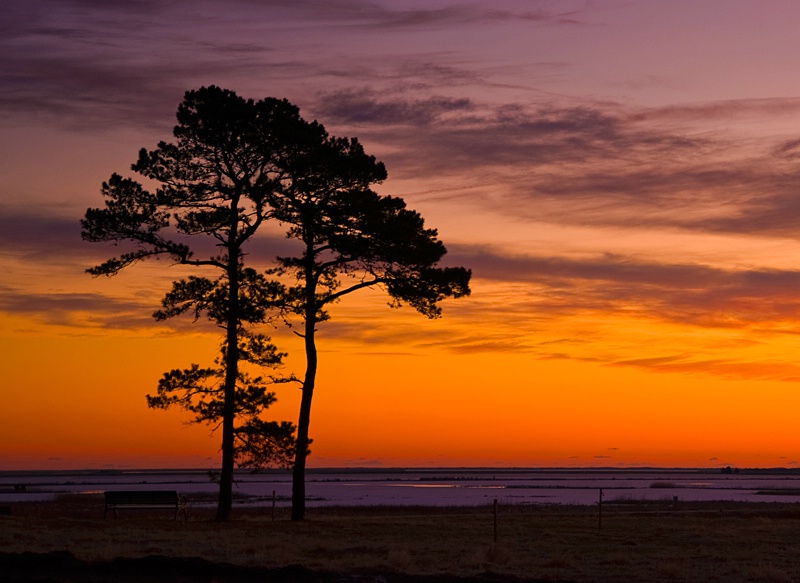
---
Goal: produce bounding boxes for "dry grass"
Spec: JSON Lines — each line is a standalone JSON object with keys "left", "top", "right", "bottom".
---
{"left": 3, "top": 495, "right": 800, "bottom": 581}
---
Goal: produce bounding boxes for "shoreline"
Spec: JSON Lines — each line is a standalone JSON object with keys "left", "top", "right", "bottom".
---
{"left": 6, "top": 467, "right": 800, "bottom": 508}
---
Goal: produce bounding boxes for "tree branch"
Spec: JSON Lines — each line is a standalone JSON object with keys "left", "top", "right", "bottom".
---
{"left": 322, "top": 277, "right": 386, "bottom": 305}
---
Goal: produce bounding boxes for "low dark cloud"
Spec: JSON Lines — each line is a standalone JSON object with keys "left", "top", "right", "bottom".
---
{"left": 0, "top": 209, "right": 301, "bottom": 333}
{"left": 311, "top": 89, "right": 800, "bottom": 240}
{"left": 610, "top": 355, "right": 800, "bottom": 383}
{"left": 777, "top": 138, "right": 800, "bottom": 156}
{"left": 313, "top": 92, "right": 715, "bottom": 212}
{"left": 321, "top": 95, "right": 698, "bottom": 171}
{"left": 361, "top": 5, "right": 579, "bottom": 30}
{"left": 316, "top": 88, "right": 711, "bottom": 164}
{"left": 0, "top": 0, "right": 578, "bottom": 131}
{"left": 0, "top": 287, "right": 157, "bottom": 329}
{"left": 449, "top": 245, "right": 800, "bottom": 332}
{"left": 631, "top": 97, "right": 800, "bottom": 124}
{"left": 0, "top": 209, "right": 301, "bottom": 267}
{"left": 231, "top": 0, "right": 582, "bottom": 30}
{"left": 318, "top": 90, "right": 474, "bottom": 126}
{"left": 0, "top": 212, "right": 87, "bottom": 261}
{"left": 246, "top": 242, "right": 800, "bottom": 379}
{"left": 0, "top": 1, "right": 292, "bottom": 131}
{"left": 1, "top": 1, "right": 180, "bottom": 129}
{"left": 692, "top": 177, "right": 800, "bottom": 238}
{"left": 343, "top": 457, "right": 384, "bottom": 467}
{"left": 5, "top": 0, "right": 798, "bottom": 243}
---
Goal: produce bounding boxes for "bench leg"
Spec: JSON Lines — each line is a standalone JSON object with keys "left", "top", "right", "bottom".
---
{"left": 174, "top": 506, "right": 189, "bottom": 520}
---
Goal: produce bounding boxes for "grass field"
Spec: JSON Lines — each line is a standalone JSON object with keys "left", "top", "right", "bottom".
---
{"left": 3, "top": 495, "right": 800, "bottom": 581}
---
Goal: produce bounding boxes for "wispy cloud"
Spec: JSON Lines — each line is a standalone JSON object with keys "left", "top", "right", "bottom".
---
{"left": 0, "top": 286, "right": 156, "bottom": 329}
{"left": 0, "top": 0, "right": 579, "bottom": 131}
{"left": 228, "top": 0, "right": 584, "bottom": 29}
{"left": 0, "top": 212, "right": 88, "bottom": 260}
{"left": 631, "top": 97, "right": 800, "bottom": 124}
{"left": 8, "top": 205, "right": 800, "bottom": 360}
{"left": 452, "top": 246, "right": 800, "bottom": 329}
{"left": 312, "top": 89, "right": 800, "bottom": 240}
{"left": 6, "top": 0, "right": 800, "bottom": 391}
{"left": 610, "top": 355, "right": 800, "bottom": 383}
{"left": 313, "top": 91, "right": 711, "bottom": 188}
{"left": 318, "top": 90, "right": 474, "bottom": 126}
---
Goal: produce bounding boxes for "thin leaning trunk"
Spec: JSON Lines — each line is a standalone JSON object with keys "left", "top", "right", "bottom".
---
{"left": 291, "top": 255, "right": 318, "bottom": 521}
{"left": 291, "top": 372, "right": 314, "bottom": 521}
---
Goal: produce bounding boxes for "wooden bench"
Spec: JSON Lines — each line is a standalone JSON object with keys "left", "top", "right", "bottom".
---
{"left": 103, "top": 490, "right": 188, "bottom": 520}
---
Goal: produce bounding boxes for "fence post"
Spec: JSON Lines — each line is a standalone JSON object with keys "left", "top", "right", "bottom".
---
{"left": 493, "top": 499, "right": 498, "bottom": 544}
{"left": 598, "top": 488, "right": 603, "bottom": 531}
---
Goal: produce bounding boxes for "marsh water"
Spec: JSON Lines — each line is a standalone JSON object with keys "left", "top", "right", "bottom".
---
{"left": 3, "top": 468, "right": 800, "bottom": 507}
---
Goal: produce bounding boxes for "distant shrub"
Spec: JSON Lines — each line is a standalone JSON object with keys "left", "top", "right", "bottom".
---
{"left": 649, "top": 481, "right": 677, "bottom": 489}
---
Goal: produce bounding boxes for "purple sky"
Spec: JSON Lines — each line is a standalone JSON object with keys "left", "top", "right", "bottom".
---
{"left": 5, "top": 1, "right": 800, "bottom": 468}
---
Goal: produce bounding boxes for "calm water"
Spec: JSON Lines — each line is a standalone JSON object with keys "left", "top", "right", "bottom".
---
{"left": 3, "top": 468, "right": 800, "bottom": 507}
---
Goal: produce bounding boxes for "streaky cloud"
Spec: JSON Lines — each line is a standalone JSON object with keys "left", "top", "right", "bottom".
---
{"left": 0, "top": 284, "right": 220, "bottom": 333}
{"left": 314, "top": 90, "right": 800, "bottom": 239}
{"left": 0, "top": 287, "right": 155, "bottom": 329}
{"left": 0, "top": 209, "right": 301, "bottom": 265}
{"left": 231, "top": 0, "right": 584, "bottom": 30}
{"left": 630, "top": 97, "right": 800, "bottom": 124}
{"left": 449, "top": 245, "right": 800, "bottom": 330}
{"left": 325, "top": 94, "right": 707, "bottom": 180}
{"left": 317, "top": 90, "right": 474, "bottom": 126}
{"left": 0, "top": 211, "right": 88, "bottom": 260}
{"left": 611, "top": 354, "right": 800, "bottom": 383}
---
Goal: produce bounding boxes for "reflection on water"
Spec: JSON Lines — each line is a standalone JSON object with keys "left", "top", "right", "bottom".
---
{"left": 388, "top": 484, "right": 456, "bottom": 488}
{"left": 3, "top": 468, "right": 800, "bottom": 507}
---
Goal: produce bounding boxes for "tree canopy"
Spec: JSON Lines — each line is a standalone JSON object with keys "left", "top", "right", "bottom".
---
{"left": 266, "top": 117, "right": 472, "bottom": 520}
{"left": 83, "top": 86, "right": 472, "bottom": 522}
{"left": 82, "top": 86, "right": 302, "bottom": 521}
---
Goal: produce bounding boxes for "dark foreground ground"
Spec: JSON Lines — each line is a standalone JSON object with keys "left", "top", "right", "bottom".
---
{"left": 0, "top": 551, "right": 559, "bottom": 583}
{"left": 3, "top": 495, "right": 800, "bottom": 582}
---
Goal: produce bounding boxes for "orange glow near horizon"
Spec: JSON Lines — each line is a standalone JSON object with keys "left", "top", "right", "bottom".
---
{"left": 5, "top": 283, "right": 800, "bottom": 471}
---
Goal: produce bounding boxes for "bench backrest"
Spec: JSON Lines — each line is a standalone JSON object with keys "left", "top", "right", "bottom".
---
{"left": 104, "top": 490, "right": 179, "bottom": 505}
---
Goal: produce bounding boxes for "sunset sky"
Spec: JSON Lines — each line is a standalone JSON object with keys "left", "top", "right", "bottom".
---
{"left": 4, "top": 1, "right": 800, "bottom": 470}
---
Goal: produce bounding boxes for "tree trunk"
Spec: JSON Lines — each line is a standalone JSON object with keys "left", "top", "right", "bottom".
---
{"left": 217, "top": 226, "right": 241, "bottom": 522}
{"left": 217, "top": 288, "right": 238, "bottom": 521}
{"left": 291, "top": 258, "right": 317, "bottom": 521}
{"left": 291, "top": 371, "right": 314, "bottom": 521}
